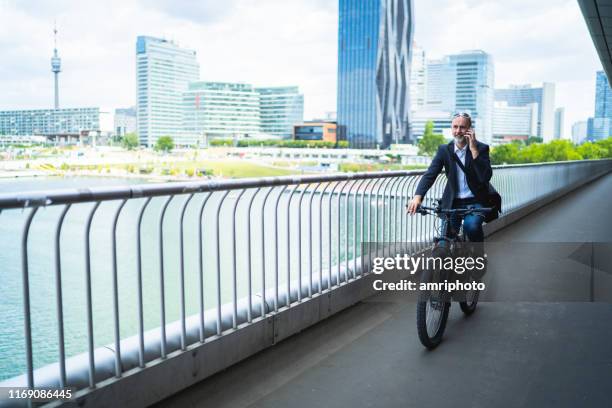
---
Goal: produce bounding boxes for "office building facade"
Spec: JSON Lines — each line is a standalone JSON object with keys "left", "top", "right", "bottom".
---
{"left": 256, "top": 86, "right": 304, "bottom": 138}
{"left": 293, "top": 121, "right": 338, "bottom": 143}
{"left": 572, "top": 121, "right": 588, "bottom": 144}
{"left": 136, "top": 36, "right": 200, "bottom": 147}
{"left": 419, "top": 51, "right": 494, "bottom": 144}
{"left": 0, "top": 108, "right": 100, "bottom": 136}
{"left": 449, "top": 51, "right": 494, "bottom": 145}
{"left": 410, "top": 110, "right": 452, "bottom": 139}
{"left": 494, "top": 83, "right": 555, "bottom": 142}
{"left": 492, "top": 101, "right": 537, "bottom": 144}
{"left": 337, "top": 0, "right": 415, "bottom": 148}
{"left": 182, "top": 81, "right": 261, "bottom": 144}
{"left": 410, "top": 42, "right": 426, "bottom": 111}
{"left": 554, "top": 107, "right": 565, "bottom": 139}
{"left": 114, "top": 107, "right": 137, "bottom": 137}
{"left": 587, "top": 117, "right": 610, "bottom": 141}
{"left": 424, "top": 58, "right": 455, "bottom": 112}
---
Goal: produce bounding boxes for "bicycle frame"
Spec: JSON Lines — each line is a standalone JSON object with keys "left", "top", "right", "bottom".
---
{"left": 418, "top": 204, "right": 492, "bottom": 244}
{"left": 415, "top": 203, "right": 493, "bottom": 348}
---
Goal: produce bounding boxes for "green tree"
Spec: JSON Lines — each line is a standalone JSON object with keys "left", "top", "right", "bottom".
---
{"left": 418, "top": 121, "right": 446, "bottom": 156}
{"left": 155, "top": 135, "right": 175, "bottom": 153}
{"left": 592, "top": 138, "right": 612, "bottom": 158}
{"left": 542, "top": 140, "right": 581, "bottom": 162}
{"left": 490, "top": 143, "right": 521, "bottom": 165}
{"left": 121, "top": 133, "right": 139, "bottom": 150}
{"left": 211, "top": 138, "right": 233, "bottom": 147}
{"left": 518, "top": 142, "right": 546, "bottom": 163}
{"left": 525, "top": 136, "right": 543, "bottom": 146}
{"left": 482, "top": 136, "right": 612, "bottom": 165}
{"left": 577, "top": 141, "right": 606, "bottom": 159}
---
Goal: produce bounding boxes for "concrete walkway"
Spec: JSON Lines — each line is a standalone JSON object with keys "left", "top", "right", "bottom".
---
{"left": 156, "top": 174, "right": 612, "bottom": 408}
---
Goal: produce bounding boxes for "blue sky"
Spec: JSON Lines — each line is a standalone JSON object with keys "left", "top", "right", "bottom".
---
{"left": 0, "top": 0, "right": 602, "bottom": 137}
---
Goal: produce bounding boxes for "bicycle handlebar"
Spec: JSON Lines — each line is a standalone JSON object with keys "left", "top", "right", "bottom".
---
{"left": 416, "top": 205, "right": 494, "bottom": 216}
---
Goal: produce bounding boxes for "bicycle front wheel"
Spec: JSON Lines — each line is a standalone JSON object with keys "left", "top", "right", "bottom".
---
{"left": 459, "top": 251, "right": 486, "bottom": 315}
{"left": 459, "top": 286, "right": 479, "bottom": 315}
{"left": 416, "top": 248, "right": 450, "bottom": 349}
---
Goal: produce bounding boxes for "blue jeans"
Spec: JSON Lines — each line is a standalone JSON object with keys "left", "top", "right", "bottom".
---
{"left": 442, "top": 201, "right": 485, "bottom": 242}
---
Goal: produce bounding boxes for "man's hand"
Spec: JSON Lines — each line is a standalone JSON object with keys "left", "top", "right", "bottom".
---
{"left": 406, "top": 195, "right": 422, "bottom": 215}
{"left": 465, "top": 129, "right": 479, "bottom": 159}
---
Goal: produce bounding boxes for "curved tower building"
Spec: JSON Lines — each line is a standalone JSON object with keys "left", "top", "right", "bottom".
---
{"left": 337, "top": 0, "right": 414, "bottom": 149}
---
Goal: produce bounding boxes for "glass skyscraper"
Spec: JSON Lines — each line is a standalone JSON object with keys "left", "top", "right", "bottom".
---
{"left": 337, "top": 0, "right": 414, "bottom": 149}
{"left": 136, "top": 36, "right": 200, "bottom": 147}
{"left": 588, "top": 71, "right": 612, "bottom": 141}
{"left": 595, "top": 70, "right": 612, "bottom": 118}
{"left": 256, "top": 86, "right": 304, "bottom": 138}
{"left": 494, "top": 83, "right": 555, "bottom": 141}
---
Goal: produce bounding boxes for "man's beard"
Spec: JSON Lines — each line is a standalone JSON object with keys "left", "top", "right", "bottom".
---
{"left": 454, "top": 135, "right": 466, "bottom": 144}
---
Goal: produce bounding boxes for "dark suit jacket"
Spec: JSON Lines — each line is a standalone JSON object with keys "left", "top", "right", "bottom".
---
{"left": 415, "top": 140, "right": 493, "bottom": 209}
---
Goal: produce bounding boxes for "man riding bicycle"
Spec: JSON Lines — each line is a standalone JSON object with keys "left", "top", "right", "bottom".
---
{"left": 406, "top": 112, "right": 493, "bottom": 242}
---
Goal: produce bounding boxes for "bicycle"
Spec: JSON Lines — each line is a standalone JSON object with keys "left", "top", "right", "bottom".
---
{"left": 414, "top": 200, "right": 493, "bottom": 349}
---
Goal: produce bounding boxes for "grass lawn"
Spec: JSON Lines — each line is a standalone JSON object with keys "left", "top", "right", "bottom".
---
{"left": 189, "top": 160, "right": 303, "bottom": 178}
{"left": 37, "top": 156, "right": 427, "bottom": 179}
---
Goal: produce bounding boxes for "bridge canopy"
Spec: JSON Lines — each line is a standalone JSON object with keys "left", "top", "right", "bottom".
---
{"left": 579, "top": 0, "right": 612, "bottom": 80}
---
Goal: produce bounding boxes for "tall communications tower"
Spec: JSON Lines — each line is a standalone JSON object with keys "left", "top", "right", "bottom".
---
{"left": 51, "top": 23, "right": 61, "bottom": 109}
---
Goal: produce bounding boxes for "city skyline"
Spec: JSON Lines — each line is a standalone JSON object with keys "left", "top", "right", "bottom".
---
{"left": 0, "top": 0, "right": 602, "bottom": 139}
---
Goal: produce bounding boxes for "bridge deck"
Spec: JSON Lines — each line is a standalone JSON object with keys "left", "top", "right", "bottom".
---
{"left": 156, "top": 173, "right": 612, "bottom": 408}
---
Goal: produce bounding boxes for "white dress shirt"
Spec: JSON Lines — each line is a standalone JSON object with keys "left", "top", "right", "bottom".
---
{"left": 454, "top": 143, "right": 474, "bottom": 199}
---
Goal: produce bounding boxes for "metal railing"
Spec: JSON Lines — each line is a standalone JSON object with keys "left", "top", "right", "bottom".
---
{"left": 0, "top": 159, "right": 610, "bottom": 403}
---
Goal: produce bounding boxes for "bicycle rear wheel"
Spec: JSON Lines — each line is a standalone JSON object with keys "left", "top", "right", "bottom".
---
{"left": 416, "top": 247, "right": 450, "bottom": 349}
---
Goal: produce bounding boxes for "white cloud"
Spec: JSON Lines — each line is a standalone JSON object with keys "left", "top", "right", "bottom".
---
{"left": 0, "top": 0, "right": 603, "bottom": 137}
{"left": 0, "top": 0, "right": 338, "bottom": 119}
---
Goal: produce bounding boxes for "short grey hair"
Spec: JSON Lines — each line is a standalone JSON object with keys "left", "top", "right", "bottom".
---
{"left": 453, "top": 112, "right": 472, "bottom": 127}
